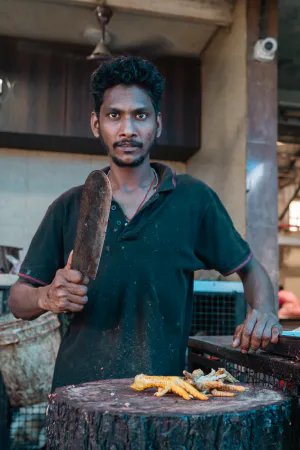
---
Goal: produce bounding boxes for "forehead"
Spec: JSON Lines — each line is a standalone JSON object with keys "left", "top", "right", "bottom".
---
{"left": 102, "top": 84, "right": 153, "bottom": 110}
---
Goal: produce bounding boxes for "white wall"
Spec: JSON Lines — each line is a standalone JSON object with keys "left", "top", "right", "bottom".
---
{"left": 0, "top": 148, "right": 186, "bottom": 260}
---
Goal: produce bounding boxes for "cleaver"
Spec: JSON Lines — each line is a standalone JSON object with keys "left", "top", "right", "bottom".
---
{"left": 71, "top": 170, "right": 112, "bottom": 280}
{"left": 265, "top": 329, "right": 300, "bottom": 359}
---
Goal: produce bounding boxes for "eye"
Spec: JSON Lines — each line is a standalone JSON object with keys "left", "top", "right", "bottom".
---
{"left": 108, "top": 112, "right": 119, "bottom": 119}
{"left": 136, "top": 112, "right": 147, "bottom": 120}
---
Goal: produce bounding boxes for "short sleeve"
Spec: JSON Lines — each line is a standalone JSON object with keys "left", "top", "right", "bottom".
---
{"left": 18, "top": 199, "right": 65, "bottom": 286}
{"left": 195, "top": 191, "right": 252, "bottom": 276}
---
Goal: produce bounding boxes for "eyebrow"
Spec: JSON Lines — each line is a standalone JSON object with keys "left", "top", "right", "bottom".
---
{"left": 105, "top": 106, "right": 151, "bottom": 113}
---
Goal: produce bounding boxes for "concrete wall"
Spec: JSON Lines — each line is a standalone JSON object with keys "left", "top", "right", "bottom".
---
{"left": 0, "top": 148, "right": 186, "bottom": 260}
{"left": 187, "top": 0, "right": 247, "bottom": 280}
{"left": 187, "top": 0, "right": 247, "bottom": 237}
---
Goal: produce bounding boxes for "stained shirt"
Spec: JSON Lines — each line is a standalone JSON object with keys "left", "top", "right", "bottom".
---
{"left": 19, "top": 163, "right": 252, "bottom": 390}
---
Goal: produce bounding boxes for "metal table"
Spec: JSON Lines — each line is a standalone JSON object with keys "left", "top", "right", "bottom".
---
{"left": 188, "top": 335, "right": 300, "bottom": 450}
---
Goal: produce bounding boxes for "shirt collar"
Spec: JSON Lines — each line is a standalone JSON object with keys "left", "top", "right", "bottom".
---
{"left": 101, "top": 162, "right": 176, "bottom": 193}
{"left": 151, "top": 162, "right": 177, "bottom": 192}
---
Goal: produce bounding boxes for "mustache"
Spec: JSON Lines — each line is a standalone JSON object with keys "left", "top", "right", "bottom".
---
{"left": 113, "top": 139, "right": 143, "bottom": 149}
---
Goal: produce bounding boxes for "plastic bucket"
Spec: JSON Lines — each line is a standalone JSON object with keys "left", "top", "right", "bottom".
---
{"left": 0, "top": 312, "right": 61, "bottom": 407}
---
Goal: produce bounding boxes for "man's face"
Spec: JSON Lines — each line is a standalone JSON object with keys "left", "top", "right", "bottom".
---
{"left": 91, "top": 85, "right": 162, "bottom": 167}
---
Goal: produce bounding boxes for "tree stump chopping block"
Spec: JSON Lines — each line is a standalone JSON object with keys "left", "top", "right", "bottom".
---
{"left": 46, "top": 378, "right": 293, "bottom": 450}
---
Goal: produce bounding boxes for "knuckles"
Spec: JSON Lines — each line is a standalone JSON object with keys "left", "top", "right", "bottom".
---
{"left": 71, "top": 271, "right": 83, "bottom": 283}
{"left": 59, "top": 299, "right": 68, "bottom": 309}
{"left": 248, "top": 309, "right": 259, "bottom": 319}
{"left": 77, "top": 286, "right": 88, "bottom": 295}
{"left": 56, "top": 290, "right": 66, "bottom": 299}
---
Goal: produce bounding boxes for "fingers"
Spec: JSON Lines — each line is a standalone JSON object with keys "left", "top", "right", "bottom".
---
{"left": 44, "top": 290, "right": 87, "bottom": 314}
{"left": 64, "top": 282, "right": 88, "bottom": 297}
{"left": 235, "top": 310, "right": 282, "bottom": 353}
{"left": 63, "top": 269, "right": 89, "bottom": 285}
{"left": 62, "top": 251, "right": 89, "bottom": 285}
{"left": 57, "top": 268, "right": 89, "bottom": 286}
{"left": 64, "top": 250, "right": 73, "bottom": 270}
{"left": 261, "top": 321, "right": 281, "bottom": 348}
{"left": 232, "top": 324, "right": 243, "bottom": 348}
{"left": 65, "top": 293, "right": 88, "bottom": 306}
{"left": 240, "top": 310, "right": 259, "bottom": 354}
{"left": 63, "top": 301, "right": 85, "bottom": 313}
{"left": 48, "top": 265, "right": 89, "bottom": 314}
{"left": 54, "top": 286, "right": 88, "bottom": 305}
{"left": 249, "top": 314, "right": 268, "bottom": 351}
{"left": 271, "top": 324, "right": 282, "bottom": 344}
{"left": 261, "top": 323, "right": 273, "bottom": 349}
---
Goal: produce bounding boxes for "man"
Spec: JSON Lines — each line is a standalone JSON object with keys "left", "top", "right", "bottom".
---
{"left": 9, "top": 56, "right": 282, "bottom": 391}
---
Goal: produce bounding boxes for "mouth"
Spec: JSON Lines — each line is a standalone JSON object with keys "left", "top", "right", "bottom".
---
{"left": 117, "top": 145, "right": 140, "bottom": 152}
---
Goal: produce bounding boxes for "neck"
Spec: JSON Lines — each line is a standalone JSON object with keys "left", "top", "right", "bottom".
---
{"left": 108, "top": 158, "right": 153, "bottom": 192}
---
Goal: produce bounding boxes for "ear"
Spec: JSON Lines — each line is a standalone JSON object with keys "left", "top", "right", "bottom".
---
{"left": 91, "top": 112, "right": 100, "bottom": 138}
{"left": 156, "top": 112, "right": 162, "bottom": 139}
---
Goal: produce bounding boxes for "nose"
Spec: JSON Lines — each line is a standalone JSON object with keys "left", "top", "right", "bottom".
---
{"left": 118, "top": 116, "right": 137, "bottom": 138}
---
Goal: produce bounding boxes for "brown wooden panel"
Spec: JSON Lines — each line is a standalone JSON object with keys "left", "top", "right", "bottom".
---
{"left": 0, "top": 37, "right": 200, "bottom": 150}
{"left": 0, "top": 38, "right": 67, "bottom": 136}
{"left": 156, "top": 57, "right": 200, "bottom": 148}
{"left": 64, "top": 56, "right": 96, "bottom": 138}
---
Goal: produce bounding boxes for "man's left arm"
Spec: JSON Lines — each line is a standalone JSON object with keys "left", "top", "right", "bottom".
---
{"left": 233, "top": 256, "right": 282, "bottom": 353}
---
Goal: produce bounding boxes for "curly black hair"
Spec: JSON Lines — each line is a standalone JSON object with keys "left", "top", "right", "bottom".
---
{"left": 91, "top": 56, "right": 165, "bottom": 116}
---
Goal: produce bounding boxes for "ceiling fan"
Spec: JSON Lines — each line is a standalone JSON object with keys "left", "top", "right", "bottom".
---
{"left": 86, "top": 3, "right": 113, "bottom": 60}
{"left": 85, "top": 2, "right": 173, "bottom": 61}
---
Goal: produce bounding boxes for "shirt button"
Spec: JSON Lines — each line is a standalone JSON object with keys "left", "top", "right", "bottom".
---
{"left": 111, "top": 205, "right": 116, "bottom": 211}
{"left": 116, "top": 220, "right": 121, "bottom": 226}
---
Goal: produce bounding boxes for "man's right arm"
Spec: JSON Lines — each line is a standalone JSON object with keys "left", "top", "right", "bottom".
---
{"left": 9, "top": 253, "right": 89, "bottom": 321}
{"left": 9, "top": 279, "right": 49, "bottom": 320}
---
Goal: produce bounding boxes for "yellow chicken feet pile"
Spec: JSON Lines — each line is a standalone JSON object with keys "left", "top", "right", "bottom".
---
{"left": 131, "top": 368, "right": 245, "bottom": 401}
{"left": 130, "top": 374, "right": 208, "bottom": 401}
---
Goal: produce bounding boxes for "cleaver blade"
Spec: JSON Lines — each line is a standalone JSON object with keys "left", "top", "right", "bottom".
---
{"left": 71, "top": 170, "right": 112, "bottom": 280}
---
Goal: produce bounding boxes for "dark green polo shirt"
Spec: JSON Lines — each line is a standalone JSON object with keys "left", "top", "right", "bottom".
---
{"left": 19, "top": 163, "right": 252, "bottom": 390}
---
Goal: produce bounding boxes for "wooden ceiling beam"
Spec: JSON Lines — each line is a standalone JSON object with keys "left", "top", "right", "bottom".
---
{"left": 37, "top": 0, "right": 233, "bottom": 25}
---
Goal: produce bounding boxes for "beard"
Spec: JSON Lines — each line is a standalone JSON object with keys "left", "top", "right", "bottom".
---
{"left": 98, "top": 130, "right": 157, "bottom": 168}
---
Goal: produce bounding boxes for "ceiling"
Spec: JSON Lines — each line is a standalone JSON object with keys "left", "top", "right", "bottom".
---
{"left": 2, "top": 0, "right": 300, "bottom": 190}
{"left": 0, "top": 0, "right": 296, "bottom": 86}
{"left": 0, "top": 0, "right": 217, "bottom": 57}
{"left": 0, "top": 0, "right": 297, "bottom": 86}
